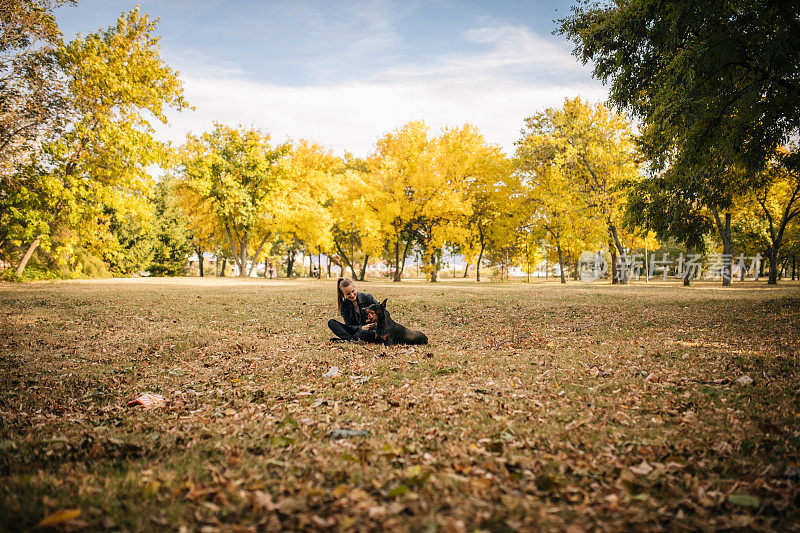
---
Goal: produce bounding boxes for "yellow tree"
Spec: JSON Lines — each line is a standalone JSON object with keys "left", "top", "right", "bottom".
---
{"left": 416, "top": 125, "right": 497, "bottom": 282}
{"left": 274, "top": 140, "right": 339, "bottom": 276}
{"left": 514, "top": 160, "right": 585, "bottom": 283}
{"left": 172, "top": 179, "right": 219, "bottom": 277}
{"left": 328, "top": 163, "right": 383, "bottom": 280}
{"left": 456, "top": 140, "right": 515, "bottom": 281}
{"left": 4, "top": 7, "right": 188, "bottom": 276}
{"left": 367, "top": 121, "right": 431, "bottom": 281}
{"left": 176, "top": 124, "right": 287, "bottom": 277}
{"left": 520, "top": 98, "right": 640, "bottom": 284}
{"left": 749, "top": 155, "right": 800, "bottom": 284}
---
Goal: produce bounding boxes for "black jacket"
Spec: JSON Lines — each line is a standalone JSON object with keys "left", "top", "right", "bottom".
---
{"left": 340, "top": 292, "right": 380, "bottom": 326}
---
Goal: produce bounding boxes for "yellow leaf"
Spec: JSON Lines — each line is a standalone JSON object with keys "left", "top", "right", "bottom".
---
{"left": 37, "top": 508, "right": 81, "bottom": 527}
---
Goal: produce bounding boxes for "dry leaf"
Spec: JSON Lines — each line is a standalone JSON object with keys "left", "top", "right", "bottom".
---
{"left": 37, "top": 509, "right": 81, "bottom": 527}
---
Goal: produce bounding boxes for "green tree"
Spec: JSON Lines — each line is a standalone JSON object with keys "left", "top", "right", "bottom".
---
{"left": 559, "top": 0, "right": 800, "bottom": 285}
{"left": 148, "top": 180, "right": 191, "bottom": 276}
{"left": 558, "top": 0, "right": 800, "bottom": 175}
{"left": 105, "top": 200, "right": 156, "bottom": 275}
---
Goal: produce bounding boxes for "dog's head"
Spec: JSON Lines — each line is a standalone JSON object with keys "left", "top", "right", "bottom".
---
{"left": 364, "top": 298, "right": 387, "bottom": 326}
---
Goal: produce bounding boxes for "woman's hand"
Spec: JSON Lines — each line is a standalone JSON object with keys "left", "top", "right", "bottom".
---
{"left": 361, "top": 323, "right": 375, "bottom": 331}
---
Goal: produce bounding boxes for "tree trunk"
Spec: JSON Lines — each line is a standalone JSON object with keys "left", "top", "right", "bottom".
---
{"left": 357, "top": 255, "right": 369, "bottom": 281}
{"left": 391, "top": 236, "right": 412, "bottom": 282}
{"left": 608, "top": 223, "right": 628, "bottom": 284}
{"left": 248, "top": 234, "right": 271, "bottom": 277}
{"left": 333, "top": 240, "right": 359, "bottom": 280}
{"left": 556, "top": 238, "right": 566, "bottom": 284}
{"left": 681, "top": 247, "right": 691, "bottom": 286}
{"left": 429, "top": 250, "right": 439, "bottom": 282}
{"left": 767, "top": 241, "right": 782, "bottom": 286}
{"left": 15, "top": 234, "right": 43, "bottom": 276}
{"left": 710, "top": 208, "right": 732, "bottom": 286}
{"left": 286, "top": 251, "right": 295, "bottom": 277}
{"left": 476, "top": 235, "right": 486, "bottom": 282}
{"left": 793, "top": 255, "right": 796, "bottom": 280}
{"left": 610, "top": 245, "right": 618, "bottom": 284}
{"left": 195, "top": 247, "right": 205, "bottom": 277}
{"left": 239, "top": 232, "right": 248, "bottom": 277}
{"left": 767, "top": 244, "right": 780, "bottom": 285}
{"left": 224, "top": 223, "right": 246, "bottom": 277}
{"left": 463, "top": 263, "right": 470, "bottom": 278}
{"left": 220, "top": 257, "right": 227, "bottom": 277}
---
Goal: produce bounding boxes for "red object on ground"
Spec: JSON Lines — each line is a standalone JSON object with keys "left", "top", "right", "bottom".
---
{"left": 127, "top": 393, "right": 165, "bottom": 407}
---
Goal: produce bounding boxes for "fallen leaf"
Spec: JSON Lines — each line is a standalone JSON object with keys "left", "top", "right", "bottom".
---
{"left": 630, "top": 461, "right": 654, "bottom": 475}
{"left": 37, "top": 509, "right": 81, "bottom": 527}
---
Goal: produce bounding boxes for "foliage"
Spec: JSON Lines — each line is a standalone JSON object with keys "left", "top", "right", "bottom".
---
{"left": 176, "top": 124, "right": 287, "bottom": 277}
{"left": 558, "top": 0, "right": 800, "bottom": 175}
{"left": 0, "top": 0, "right": 70, "bottom": 184}
{"left": 1, "top": 7, "right": 187, "bottom": 277}
{"left": 148, "top": 181, "right": 192, "bottom": 276}
{"left": 518, "top": 98, "right": 640, "bottom": 283}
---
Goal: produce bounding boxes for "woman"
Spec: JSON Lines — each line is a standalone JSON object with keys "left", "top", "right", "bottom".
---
{"left": 328, "top": 278, "right": 379, "bottom": 343}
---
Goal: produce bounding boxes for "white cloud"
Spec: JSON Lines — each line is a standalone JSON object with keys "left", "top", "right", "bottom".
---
{"left": 157, "top": 22, "right": 607, "bottom": 157}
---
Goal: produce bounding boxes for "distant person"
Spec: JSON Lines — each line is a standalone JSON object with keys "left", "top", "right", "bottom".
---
{"left": 328, "top": 278, "right": 379, "bottom": 343}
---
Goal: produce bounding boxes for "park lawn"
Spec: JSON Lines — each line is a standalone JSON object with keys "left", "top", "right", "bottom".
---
{"left": 1, "top": 278, "right": 799, "bottom": 532}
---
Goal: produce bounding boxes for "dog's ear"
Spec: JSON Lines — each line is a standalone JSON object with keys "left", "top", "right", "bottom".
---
{"left": 380, "top": 298, "right": 387, "bottom": 308}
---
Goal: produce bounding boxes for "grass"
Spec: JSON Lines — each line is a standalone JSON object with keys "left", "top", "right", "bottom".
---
{"left": 1, "top": 277, "right": 799, "bottom": 531}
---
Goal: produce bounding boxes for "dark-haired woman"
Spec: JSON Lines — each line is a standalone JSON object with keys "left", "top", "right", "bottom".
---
{"left": 328, "top": 278, "right": 379, "bottom": 343}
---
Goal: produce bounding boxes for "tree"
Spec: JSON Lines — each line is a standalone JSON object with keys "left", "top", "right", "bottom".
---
{"left": 367, "top": 122, "right": 430, "bottom": 282}
{"left": 559, "top": 0, "right": 800, "bottom": 176}
{"left": 177, "top": 124, "right": 286, "bottom": 277}
{"left": 4, "top": 7, "right": 188, "bottom": 277}
{"left": 148, "top": 180, "right": 191, "bottom": 276}
{"left": 104, "top": 196, "right": 156, "bottom": 276}
{"left": 624, "top": 171, "right": 714, "bottom": 285}
{"left": 520, "top": 98, "right": 639, "bottom": 284}
{"left": 274, "top": 140, "right": 338, "bottom": 276}
{"left": 174, "top": 183, "right": 217, "bottom": 277}
{"left": 560, "top": 1, "right": 800, "bottom": 285}
{"left": 328, "top": 167, "right": 382, "bottom": 281}
{"left": 457, "top": 142, "right": 515, "bottom": 282}
{"left": 0, "top": 0, "right": 70, "bottom": 185}
{"left": 748, "top": 157, "right": 800, "bottom": 284}
{"left": 416, "top": 125, "right": 503, "bottom": 282}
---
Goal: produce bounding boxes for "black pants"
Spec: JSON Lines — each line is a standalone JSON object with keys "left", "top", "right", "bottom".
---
{"left": 328, "top": 319, "right": 377, "bottom": 343}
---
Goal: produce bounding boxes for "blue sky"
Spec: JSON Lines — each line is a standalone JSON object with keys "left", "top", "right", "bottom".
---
{"left": 55, "top": 0, "right": 606, "bottom": 156}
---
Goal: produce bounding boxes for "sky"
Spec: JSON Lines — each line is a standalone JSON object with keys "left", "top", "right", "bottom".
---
{"left": 54, "top": 0, "right": 608, "bottom": 157}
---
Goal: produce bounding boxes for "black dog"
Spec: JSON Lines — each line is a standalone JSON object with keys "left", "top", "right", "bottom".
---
{"left": 364, "top": 299, "right": 428, "bottom": 346}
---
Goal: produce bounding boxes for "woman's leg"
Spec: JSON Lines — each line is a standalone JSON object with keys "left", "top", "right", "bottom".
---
{"left": 328, "top": 319, "right": 357, "bottom": 341}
